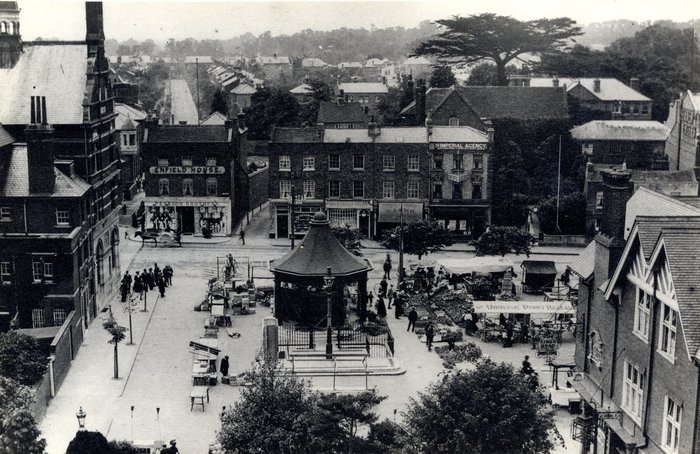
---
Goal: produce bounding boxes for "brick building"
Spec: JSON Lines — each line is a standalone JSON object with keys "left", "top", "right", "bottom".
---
{"left": 267, "top": 124, "right": 491, "bottom": 239}
{"left": 336, "top": 82, "right": 389, "bottom": 117}
{"left": 568, "top": 173, "right": 700, "bottom": 454}
{"left": 115, "top": 103, "right": 147, "bottom": 200}
{"left": 665, "top": 90, "right": 700, "bottom": 171}
{"left": 257, "top": 55, "right": 293, "bottom": 81}
{"left": 142, "top": 119, "right": 248, "bottom": 236}
{"left": 317, "top": 100, "right": 368, "bottom": 130}
{"left": 0, "top": 2, "right": 122, "bottom": 328}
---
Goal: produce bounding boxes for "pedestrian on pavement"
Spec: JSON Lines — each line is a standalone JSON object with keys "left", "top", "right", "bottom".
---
{"left": 394, "top": 296, "right": 403, "bottom": 319}
{"left": 407, "top": 306, "right": 418, "bottom": 332}
{"left": 163, "top": 265, "right": 173, "bottom": 286}
{"left": 383, "top": 255, "right": 392, "bottom": 280}
{"left": 367, "top": 291, "right": 374, "bottom": 306}
{"left": 379, "top": 278, "right": 388, "bottom": 297}
{"left": 521, "top": 355, "right": 535, "bottom": 375}
{"left": 133, "top": 272, "right": 143, "bottom": 296}
{"left": 120, "top": 278, "right": 129, "bottom": 302}
{"left": 387, "top": 284, "right": 395, "bottom": 307}
{"left": 154, "top": 263, "right": 161, "bottom": 282}
{"left": 376, "top": 296, "right": 387, "bottom": 318}
{"left": 123, "top": 271, "right": 132, "bottom": 288}
{"left": 162, "top": 440, "right": 179, "bottom": 454}
{"left": 158, "top": 277, "right": 166, "bottom": 298}
{"left": 124, "top": 229, "right": 129, "bottom": 240}
{"left": 239, "top": 230, "right": 246, "bottom": 245}
{"left": 148, "top": 267, "right": 157, "bottom": 290}
{"left": 425, "top": 321, "right": 435, "bottom": 351}
{"left": 220, "top": 355, "right": 230, "bottom": 377}
{"left": 141, "top": 269, "right": 150, "bottom": 292}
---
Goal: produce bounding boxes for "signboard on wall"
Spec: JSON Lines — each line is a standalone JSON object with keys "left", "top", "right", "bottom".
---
{"left": 149, "top": 166, "right": 226, "bottom": 175}
{"left": 378, "top": 202, "right": 423, "bottom": 223}
{"left": 429, "top": 142, "right": 488, "bottom": 151}
{"left": 472, "top": 300, "right": 575, "bottom": 315}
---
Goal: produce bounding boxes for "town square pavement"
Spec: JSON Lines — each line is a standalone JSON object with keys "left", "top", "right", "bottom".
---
{"left": 40, "top": 203, "right": 583, "bottom": 453}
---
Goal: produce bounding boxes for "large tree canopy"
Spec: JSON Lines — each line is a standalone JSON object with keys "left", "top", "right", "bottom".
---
{"left": 381, "top": 220, "right": 453, "bottom": 260}
{"left": 0, "top": 377, "right": 46, "bottom": 454}
{"left": 0, "top": 331, "right": 47, "bottom": 386}
{"left": 414, "top": 14, "right": 582, "bottom": 85}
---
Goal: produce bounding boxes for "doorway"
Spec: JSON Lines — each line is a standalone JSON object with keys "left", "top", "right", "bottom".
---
{"left": 179, "top": 207, "right": 195, "bottom": 234}
{"left": 277, "top": 214, "right": 289, "bottom": 238}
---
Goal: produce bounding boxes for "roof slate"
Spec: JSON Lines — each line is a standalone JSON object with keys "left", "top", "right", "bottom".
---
{"left": 567, "top": 240, "right": 596, "bottom": 279}
{"left": 270, "top": 127, "right": 323, "bottom": 143}
{"left": 115, "top": 103, "right": 147, "bottom": 130}
{"left": 0, "top": 124, "right": 14, "bottom": 148}
{"left": 571, "top": 121, "right": 669, "bottom": 141}
{"left": 635, "top": 216, "right": 700, "bottom": 260}
{"left": 337, "top": 82, "right": 389, "bottom": 94}
{"left": 317, "top": 102, "right": 368, "bottom": 124}
{"left": 0, "top": 43, "right": 87, "bottom": 125}
{"left": 526, "top": 77, "right": 651, "bottom": 101}
{"left": 144, "top": 125, "right": 230, "bottom": 143}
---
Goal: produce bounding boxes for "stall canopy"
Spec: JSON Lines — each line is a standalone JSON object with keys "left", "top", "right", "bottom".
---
{"left": 473, "top": 300, "right": 575, "bottom": 315}
{"left": 438, "top": 256, "right": 514, "bottom": 275}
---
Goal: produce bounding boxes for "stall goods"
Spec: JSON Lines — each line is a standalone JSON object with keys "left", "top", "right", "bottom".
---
{"left": 435, "top": 342, "right": 482, "bottom": 369}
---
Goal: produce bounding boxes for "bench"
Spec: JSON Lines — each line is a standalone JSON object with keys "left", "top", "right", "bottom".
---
{"left": 190, "top": 386, "right": 209, "bottom": 411}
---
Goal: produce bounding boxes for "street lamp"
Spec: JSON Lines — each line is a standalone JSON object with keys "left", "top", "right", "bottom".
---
{"left": 323, "top": 266, "right": 335, "bottom": 360}
{"left": 76, "top": 407, "right": 86, "bottom": 431}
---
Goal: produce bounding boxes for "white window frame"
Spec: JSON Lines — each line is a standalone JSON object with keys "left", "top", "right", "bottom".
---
{"left": 56, "top": 210, "right": 70, "bottom": 226}
{"left": 448, "top": 117, "right": 459, "bottom": 126}
{"left": 353, "top": 154, "right": 365, "bottom": 171}
{"left": 621, "top": 361, "right": 644, "bottom": 424}
{"left": 206, "top": 157, "right": 217, "bottom": 167}
{"left": 0, "top": 207, "right": 11, "bottom": 221}
{"left": 407, "top": 155, "right": 420, "bottom": 172}
{"left": 158, "top": 178, "right": 170, "bottom": 196}
{"left": 433, "top": 154, "right": 443, "bottom": 170}
{"left": 383, "top": 155, "right": 395, "bottom": 172}
{"left": 279, "top": 155, "right": 291, "bottom": 171}
{"left": 157, "top": 158, "right": 169, "bottom": 167}
{"left": 407, "top": 181, "right": 419, "bottom": 199}
{"left": 32, "top": 309, "right": 45, "bottom": 328}
{"left": 32, "top": 260, "right": 43, "bottom": 282}
{"left": 353, "top": 180, "right": 364, "bottom": 198}
{"left": 329, "top": 154, "right": 340, "bottom": 171}
{"left": 588, "top": 331, "right": 603, "bottom": 368}
{"left": 53, "top": 308, "right": 67, "bottom": 326}
{"left": 206, "top": 177, "right": 218, "bottom": 196}
{"left": 303, "top": 156, "right": 315, "bottom": 171}
{"left": 182, "top": 178, "right": 194, "bottom": 196}
{"left": 596, "top": 192, "right": 604, "bottom": 209}
{"left": 382, "top": 181, "right": 394, "bottom": 199}
{"left": 658, "top": 303, "right": 678, "bottom": 362}
{"left": 43, "top": 262, "right": 53, "bottom": 282}
{"left": 633, "top": 288, "right": 651, "bottom": 342}
{"left": 181, "top": 156, "right": 193, "bottom": 167}
{"left": 302, "top": 180, "right": 315, "bottom": 199}
{"left": 328, "top": 180, "right": 340, "bottom": 198}
{"left": 662, "top": 396, "right": 681, "bottom": 453}
{"left": 0, "top": 261, "right": 11, "bottom": 284}
{"left": 280, "top": 180, "right": 292, "bottom": 198}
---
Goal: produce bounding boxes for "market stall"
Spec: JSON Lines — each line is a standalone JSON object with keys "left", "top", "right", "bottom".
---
{"left": 438, "top": 256, "right": 514, "bottom": 275}
{"left": 520, "top": 260, "right": 557, "bottom": 294}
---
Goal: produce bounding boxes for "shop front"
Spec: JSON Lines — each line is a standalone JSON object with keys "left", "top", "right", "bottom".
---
{"left": 144, "top": 197, "right": 232, "bottom": 236}
{"left": 270, "top": 199, "right": 324, "bottom": 239}
{"left": 376, "top": 201, "right": 424, "bottom": 237}
{"left": 429, "top": 204, "right": 490, "bottom": 239}
{"left": 326, "top": 200, "right": 374, "bottom": 238}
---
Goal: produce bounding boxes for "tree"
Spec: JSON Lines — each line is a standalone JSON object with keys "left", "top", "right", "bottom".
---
{"left": 413, "top": 14, "right": 582, "bottom": 85}
{"left": 429, "top": 65, "right": 456, "bottom": 88}
{"left": 403, "top": 360, "right": 556, "bottom": 453}
{"left": 537, "top": 191, "right": 587, "bottom": 235}
{"left": 244, "top": 88, "right": 301, "bottom": 139}
{"left": 331, "top": 223, "right": 363, "bottom": 256}
{"left": 210, "top": 88, "right": 229, "bottom": 117}
{"left": 103, "top": 313, "right": 127, "bottom": 379}
{"left": 376, "top": 87, "right": 406, "bottom": 126}
{"left": 0, "top": 331, "right": 47, "bottom": 386}
{"left": 381, "top": 220, "right": 453, "bottom": 260}
{"left": 299, "top": 78, "right": 332, "bottom": 126}
{"left": 217, "top": 353, "right": 315, "bottom": 453}
{"left": 0, "top": 377, "right": 46, "bottom": 454}
{"left": 66, "top": 431, "right": 111, "bottom": 454}
{"left": 474, "top": 226, "right": 533, "bottom": 257}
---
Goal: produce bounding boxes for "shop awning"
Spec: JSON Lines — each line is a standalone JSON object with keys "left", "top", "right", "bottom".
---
{"left": 378, "top": 202, "right": 423, "bottom": 223}
{"left": 438, "top": 256, "right": 513, "bottom": 275}
{"left": 473, "top": 300, "right": 575, "bottom": 314}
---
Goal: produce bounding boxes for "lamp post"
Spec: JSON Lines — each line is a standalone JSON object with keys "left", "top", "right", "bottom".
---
{"left": 290, "top": 185, "right": 296, "bottom": 250}
{"left": 398, "top": 203, "right": 405, "bottom": 284}
{"left": 140, "top": 287, "right": 148, "bottom": 312}
{"left": 323, "top": 266, "right": 335, "bottom": 360}
{"left": 76, "top": 407, "right": 87, "bottom": 431}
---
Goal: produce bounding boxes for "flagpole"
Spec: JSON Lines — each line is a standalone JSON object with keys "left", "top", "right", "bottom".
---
{"left": 556, "top": 135, "right": 562, "bottom": 234}
{"left": 399, "top": 204, "right": 404, "bottom": 283}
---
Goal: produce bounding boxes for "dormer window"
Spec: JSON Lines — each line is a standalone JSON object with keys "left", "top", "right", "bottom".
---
{"left": 448, "top": 117, "right": 459, "bottom": 127}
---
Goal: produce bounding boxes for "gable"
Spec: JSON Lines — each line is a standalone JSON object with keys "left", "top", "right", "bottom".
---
{"left": 431, "top": 90, "right": 485, "bottom": 129}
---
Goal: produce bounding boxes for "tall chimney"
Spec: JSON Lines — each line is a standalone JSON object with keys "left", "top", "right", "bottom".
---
{"left": 552, "top": 77, "right": 559, "bottom": 87}
{"left": 599, "top": 168, "right": 632, "bottom": 242}
{"left": 629, "top": 77, "right": 640, "bottom": 91}
{"left": 85, "top": 2, "right": 104, "bottom": 59}
{"left": 414, "top": 79, "right": 426, "bottom": 126}
{"left": 593, "top": 78, "right": 601, "bottom": 93}
{"left": 25, "top": 97, "right": 55, "bottom": 194}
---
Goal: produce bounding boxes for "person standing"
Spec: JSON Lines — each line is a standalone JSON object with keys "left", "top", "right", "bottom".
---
{"left": 164, "top": 265, "right": 173, "bottom": 286}
{"left": 383, "top": 255, "right": 392, "bottom": 280}
{"left": 239, "top": 230, "right": 246, "bottom": 245}
{"left": 154, "top": 263, "right": 161, "bottom": 283}
{"left": 394, "top": 295, "right": 403, "bottom": 319}
{"left": 133, "top": 272, "right": 143, "bottom": 297}
{"left": 367, "top": 291, "right": 374, "bottom": 306}
{"left": 425, "top": 321, "right": 435, "bottom": 351}
{"left": 120, "top": 278, "right": 129, "bottom": 302}
{"left": 123, "top": 271, "right": 132, "bottom": 289}
{"left": 158, "top": 277, "right": 166, "bottom": 298}
{"left": 379, "top": 278, "right": 388, "bottom": 298}
{"left": 407, "top": 307, "right": 418, "bottom": 332}
{"left": 387, "top": 284, "right": 395, "bottom": 308}
{"left": 220, "top": 355, "right": 230, "bottom": 377}
{"left": 376, "top": 296, "right": 387, "bottom": 318}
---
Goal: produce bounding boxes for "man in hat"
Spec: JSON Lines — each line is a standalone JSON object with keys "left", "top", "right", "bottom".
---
{"left": 161, "top": 439, "right": 179, "bottom": 454}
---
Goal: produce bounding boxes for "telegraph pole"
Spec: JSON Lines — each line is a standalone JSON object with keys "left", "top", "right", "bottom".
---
{"left": 290, "top": 186, "right": 296, "bottom": 250}
{"left": 398, "top": 204, "right": 404, "bottom": 283}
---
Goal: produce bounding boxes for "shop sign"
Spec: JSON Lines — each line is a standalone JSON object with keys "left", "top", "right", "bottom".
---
{"left": 149, "top": 166, "right": 226, "bottom": 175}
{"left": 472, "top": 300, "right": 575, "bottom": 314}
{"left": 147, "top": 200, "right": 229, "bottom": 207}
{"left": 378, "top": 202, "right": 423, "bottom": 223}
{"left": 430, "top": 142, "right": 488, "bottom": 151}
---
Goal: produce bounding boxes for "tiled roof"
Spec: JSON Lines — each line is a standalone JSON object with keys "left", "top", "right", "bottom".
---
{"left": 624, "top": 187, "right": 700, "bottom": 238}
{"left": 222, "top": 77, "right": 240, "bottom": 88}
{"left": 324, "top": 127, "right": 426, "bottom": 144}
{"left": 301, "top": 58, "right": 329, "bottom": 67}
{"left": 115, "top": 103, "right": 147, "bottom": 130}
{"left": 0, "top": 43, "right": 87, "bottom": 125}
{"left": 635, "top": 216, "right": 700, "bottom": 260}
{"left": 586, "top": 165, "right": 696, "bottom": 185}
{"left": 429, "top": 126, "right": 489, "bottom": 143}
{"left": 200, "top": 111, "right": 227, "bottom": 126}
{"left": 0, "top": 145, "right": 90, "bottom": 197}
{"left": 401, "top": 86, "right": 568, "bottom": 121}
{"left": 144, "top": 125, "right": 230, "bottom": 143}
{"left": 258, "top": 56, "right": 291, "bottom": 65}
{"left": 403, "top": 56, "right": 431, "bottom": 65}
{"left": 689, "top": 93, "right": 700, "bottom": 111}
{"left": 338, "top": 82, "right": 388, "bottom": 94}
{"left": 317, "top": 102, "right": 367, "bottom": 124}
{"left": 270, "top": 127, "right": 323, "bottom": 143}
{"left": 525, "top": 77, "right": 651, "bottom": 101}
{"left": 567, "top": 240, "right": 596, "bottom": 279}
{"left": 290, "top": 84, "right": 313, "bottom": 95}
{"left": 571, "top": 121, "right": 669, "bottom": 141}
{"left": 0, "top": 124, "right": 14, "bottom": 148}
{"left": 654, "top": 228, "right": 700, "bottom": 360}
{"left": 231, "top": 84, "right": 256, "bottom": 95}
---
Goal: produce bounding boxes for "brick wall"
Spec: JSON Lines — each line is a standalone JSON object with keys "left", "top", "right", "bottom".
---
{"left": 248, "top": 167, "right": 269, "bottom": 210}
{"left": 429, "top": 93, "right": 485, "bottom": 130}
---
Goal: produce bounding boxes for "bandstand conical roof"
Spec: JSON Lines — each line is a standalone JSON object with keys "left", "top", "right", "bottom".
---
{"left": 271, "top": 211, "right": 372, "bottom": 277}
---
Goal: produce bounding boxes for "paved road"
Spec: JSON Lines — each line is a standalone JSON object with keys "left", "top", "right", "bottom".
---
{"left": 169, "top": 79, "right": 199, "bottom": 125}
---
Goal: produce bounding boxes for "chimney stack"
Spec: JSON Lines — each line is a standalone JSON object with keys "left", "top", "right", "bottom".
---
{"left": 85, "top": 2, "right": 104, "bottom": 59}
{"left": 599, "top": 168, "right": 632, "bottom": 244}
{"left": 593, "top": 78, "right": 601, "bottom": 93}
{"left": 629, "top": 77, "right": 640, "bottom": 91}
{"left": 367, "top": 120, "right": 380, "bottom": 139}
{"left": 414, "top": 79, "right": 426, "bottom": 126}
{"left": 552, "top": 77, "right": 559, "bottom": 87}
{"left": 25, "top": 97, "right": 55, "bottom": 194}
{"left": 337, "top": 89, "right": 345, "bottom": 105}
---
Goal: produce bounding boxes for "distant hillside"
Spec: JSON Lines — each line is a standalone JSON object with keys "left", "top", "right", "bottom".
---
{"left": 579, "top": 19, "right": 700, "bottom": 48}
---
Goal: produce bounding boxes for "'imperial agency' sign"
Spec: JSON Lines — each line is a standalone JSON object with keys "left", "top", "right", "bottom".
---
{"left": 429, "top": 143, "right": 488, "bottom": 151}
{"left": 149, "top": 166, "right": 226, "bottom": 175}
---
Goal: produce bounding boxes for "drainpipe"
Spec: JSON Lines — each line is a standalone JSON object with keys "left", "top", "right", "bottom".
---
{"left": 640, "top": 267, "right": 660, "bottom": 446}
{"left": 693, "top": 359, "right": 700, "bottom": 454}
{"left": 584, "top": 278, "right": 593, "bottom": 372}
{"left": 609, "top": 293, "right": 620, "bottom": 399}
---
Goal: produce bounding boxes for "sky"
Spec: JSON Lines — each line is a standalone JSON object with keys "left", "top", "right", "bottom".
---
{"left": 15, "top": 0, "right": 700, "bottom": 42}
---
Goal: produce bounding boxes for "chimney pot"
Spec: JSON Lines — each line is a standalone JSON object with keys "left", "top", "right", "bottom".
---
{"left": 629, "top": 77, "right": 640, "bottom": 91}
{"left": 593, "top": 78, "right": 601, "bottom": 93}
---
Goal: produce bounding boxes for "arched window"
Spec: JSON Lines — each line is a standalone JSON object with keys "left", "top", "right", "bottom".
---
{"left": 0, "top": 22, "right": 7, "bottom": 34}
{"left": 96, "top": 240, "right": 104, "bottom": 286}
{"left": 7, "top": 21, "right": 13, "bottom": 35}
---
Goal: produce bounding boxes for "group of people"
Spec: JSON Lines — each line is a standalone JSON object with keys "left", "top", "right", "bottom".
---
{"left": 120, "top": 263, "right": 174, "bottom": 302}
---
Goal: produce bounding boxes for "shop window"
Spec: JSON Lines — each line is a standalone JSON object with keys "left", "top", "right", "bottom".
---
{"left": 383, "top": 181, "right": 394, "bottom": 198}
{"left": 407, "top": 155, "right": 420, "bottom": 172}
{"left": 303, "top": 180, "right": 315, "bottom": 199}
{"left": 622, "top": 361, "right": 644, "bottom": 424}
{"left": 280, "top": 180, "right": 292, "bottom": 198}
{"left": 329, "top": 154, "right": 340, "bottom": 170}
{"left": 383, "top": 155, "right": 395, "bottom": 171}
{"left": 303, "top": 156, "right": 315, "bottom": 171}
{"left": 328, "top": 180, "right": 340, "bottom": 198}
{"left": 433, "top": 154, "right": 443, "bottom": 170}
{"left": 182, "top": 178, "right": 194, "bottom": 196}
{"left": 206, "top": 178, "right": 218, "bottom": 196}
{"left": 662, "top": 396, "right": 681, "bottom": 453}
{"left": 279, "top": 155, "right": 291, "bottom": 171}
{"left": 353, "top": 181, "right": 364, "bottom": 198}
{"left": 353, "top": 154, "right": 364, "bottom": 170}
{"left": 159, "top": 178, "right": 170, "bottom": 196}
{"left": 0, "top": 261, "right": 11, "bottom": 284}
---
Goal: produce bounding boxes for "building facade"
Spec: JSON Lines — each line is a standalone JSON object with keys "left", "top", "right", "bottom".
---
{"left": 336, "top": 82, "right": 389, "bottom": 117}
{"left": 0, "top": 2, "right": 122, "bottom": 326}
{"left": 115, "top": 103, "right": 147, "bottom": 200}
{"left": 267, "top": 124, "right": 491, "bottom": 239}
{"left": 142, "top": 120, "right": 248, "bottom": 236}
{"left": 665, "top": 90, "right": 700, "bottom": 172}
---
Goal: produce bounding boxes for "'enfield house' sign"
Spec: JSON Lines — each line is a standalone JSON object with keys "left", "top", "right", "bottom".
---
{"left": 149, "top": 166, "right": 226, "bottom": 175}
